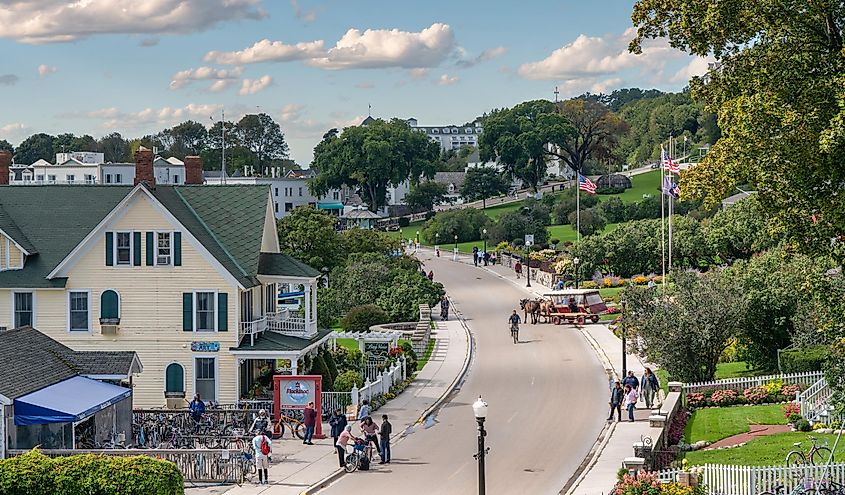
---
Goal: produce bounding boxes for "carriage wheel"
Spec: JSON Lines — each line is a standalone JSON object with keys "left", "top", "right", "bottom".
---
{"left": 591, "top": 315, "right": 599, "bottom": 323}
{"left": 577, "top": 316, "right": 585, "bottom": 325}
{"left": 552, "top": 316, "right": 560, "bottom": 325}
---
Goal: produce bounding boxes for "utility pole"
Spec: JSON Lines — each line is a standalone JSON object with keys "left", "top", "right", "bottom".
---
{"left": 221, "top": 109, "right": 226, "bottom": 185}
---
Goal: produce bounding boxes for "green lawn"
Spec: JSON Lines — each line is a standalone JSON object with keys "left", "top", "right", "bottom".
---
{"left": 335, "top": 337, "right": 359, "bottom": 352}
{"left": 416, "top": 338, "right": 436, "bottom": 372}
{"left": 714, "top": 361, "right": 767, "bottom": 380}
{"left": 684, "top": 404, "right": 788, "bottom": 444}
{"left": 683, "top": 432, "right": 845, "bottom": 466}
{"left": 597, "top": 170, "right": 662, "bottom": 204}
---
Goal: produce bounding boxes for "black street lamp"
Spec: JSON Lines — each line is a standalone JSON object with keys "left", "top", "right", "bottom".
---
{"left": 472, "top": 396, "right": 489, "bottom": 495}
{"left": 482, "top": 228, "right": 488, "bottom": 256}
{"left": 573, "top": 257, "right": 580, "bottom": 289}
{"left": 620, "top": 297, "right": 627, "bottom": 379}
{"left": 454, "top": 234, "right": 458, "bottom": 250}
{"left": 526, "top": 253, "right": 531, "bottom": 288}
{"left": 416, "top": 230, "right": 420, "bottom": 246}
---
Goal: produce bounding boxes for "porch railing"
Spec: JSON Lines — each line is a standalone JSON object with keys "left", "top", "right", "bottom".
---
{"left": 8, "top": 448, "right": 245, "bottom": 483}
{"left": 268, "top": 316, "right": 310, "bottom": 336}
{"left": 240, "top": 310, "right": 317, "bottom": 345}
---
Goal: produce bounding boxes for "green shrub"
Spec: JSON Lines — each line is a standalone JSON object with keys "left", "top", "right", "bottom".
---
{"left": 596, "top": 186, "right": 626, "bottom": 195}
{"left": 399, "top": 341, "right": 418, "bottom": 372}
{"left": 334, "top": 370, "right": 364, "bottom": 392}
{"left": 309, "top": 353, "right": 334, "bottom": 391}
{"left": 321, "top": 347, "right": 339, "bottom": 384}
{"left": 342, "top": 304, "right": 389, "bottom": 333}
{"left": 0, "top": 450, "right": 183, "bottom": 495}
{"left": 421, "top": 208, "right": 491, "bottom": 244}
{"left": 795, "top": 418, "right": 812, "bottom": 432}
{"left": 788, "top": 413, "right": 802, "bottom": 424}
{"left": 398, "top": 217, "right": 410, "bottom": 227}
{"left": 779, "top": 345, "right": 829, "bottom": 373}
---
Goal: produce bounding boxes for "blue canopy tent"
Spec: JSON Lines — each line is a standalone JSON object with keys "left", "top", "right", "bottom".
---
{"left": 14, "top": 376, "right": 132, "bottom": 426}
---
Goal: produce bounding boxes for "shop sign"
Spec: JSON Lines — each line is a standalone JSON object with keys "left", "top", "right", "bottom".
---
{"left": 280, "top": 378, "right": 316, "bottom": 407}
{"left": 364, "top": 341, "right": 390, "bottom": 358}
{"left": 191, "top": 341, "right": 220, "bottom": 352}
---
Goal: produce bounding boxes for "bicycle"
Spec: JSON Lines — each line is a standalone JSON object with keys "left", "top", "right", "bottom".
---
{"left": 236, "top": 447, "right": 256, "bottom": 485}
{"left": 272, "top": 414, "right": 306, "bottom": 440}
{"left": 786, "top": 435, "right": 833, "bottom": 466}
{"left": 510, "top": 323, "right": 519, "bottom": 344}
{"left": 344, "top": 439, "right": 371, "bottom": 473}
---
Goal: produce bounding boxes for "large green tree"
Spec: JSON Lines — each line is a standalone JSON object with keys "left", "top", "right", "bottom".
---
{"left": 310, "top": 119, "right": 440, "bottom": 212}
{"left": 277, "top": 206, "right": 341, "bottom": 271}
{"left": 460, "top": 166, "right": 510, "bottom": 208}
{"left": 236, "top": 113, "right": 289, "bottom": 175}
{"left": 97, "top": 132, "right": 130, "bottom": 163}
{"left": 630, "top": 0, "right": 845, "bottom": 261}
{"left": 478, "top": 100, "right": 575, "bottom": 192}
{"left": 14, "top": 133, "right": 55, "bottom": 163}
{"left": 404, "top": 181, "right": 447, "bottom": 212}
{"left": 0, "top": 139, "right": 13, "bottom": 153}
{"left": 553, "top": 99, "right": 629, "bottom": 176}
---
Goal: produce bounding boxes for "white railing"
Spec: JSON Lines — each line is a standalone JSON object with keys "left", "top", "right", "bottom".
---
{"left": 798, "top": 377, "right": 834, "bottom": 421}
{"left": 240, "top": 316, "right": 267, "bottom": 336}
{"left": 240, "top": 311, "right": 316, "bottom": 344}
{"left": 683, "top": 371, "right": 824, "bottom": 393}
{"left": 268, "top": 316, "right": 310, "bottom": 336}
{"left": 322, "top": 392, "right": 353, "bottom": 416}
{"left": 351, "top": 357, "right": 407, "bottom": 406}
{"left": 656, "top": 463, "right": 845, "bottom": 495}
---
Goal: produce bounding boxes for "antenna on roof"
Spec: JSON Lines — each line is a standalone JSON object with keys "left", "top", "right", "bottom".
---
{"left": 554, "top": 86, "right": 559, "bottom": 103}
{"left": 368, "top": 103, "right": 372, "bottom": 117}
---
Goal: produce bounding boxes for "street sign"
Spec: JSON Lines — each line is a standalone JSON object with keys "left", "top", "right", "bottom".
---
{"left": 525, "top": 234, "right": 534, "bottom": 247}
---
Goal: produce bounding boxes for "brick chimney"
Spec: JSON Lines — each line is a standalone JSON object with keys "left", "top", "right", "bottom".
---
{"left": 184, "top": 155, "right": 203, "bottom": 185}
{"left": 133, "top": 146, "right": 154, "bottom": 186}
{"left": 0, "top": 150, "right": 11, "bottom": 185}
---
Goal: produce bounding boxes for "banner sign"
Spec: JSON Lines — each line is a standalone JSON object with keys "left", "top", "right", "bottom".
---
{"left": 273, "top": 375, "right": 325, "bottom": 438}
{"left": 364, "top": 341, "right": 390, "bottom": 358}
{"left": 190, "top": 341, "right": 219, "bottom": 352}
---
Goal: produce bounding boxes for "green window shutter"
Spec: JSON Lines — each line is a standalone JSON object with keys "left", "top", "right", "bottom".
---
{"left": 105, "top": 232, "right": 114, "bottom": 266}
{"left": 217, "top": 292, "right": 228, "bottom": 331}
{"left": 173, "top": 232, "right": 182, "bottom": 266}
{"left": 100, "top": 290, "right": 119, "bottom": 319}
{"left": 165, "top": 363, "right": 184, "bottom": 393}
{"left": 182, "top": 293, "right": 193, "bottom": 331}
{"left": 133, "top": 232, "right": 142, "bottom": 266}
{"left": 145, "top": 232, "right": 154, "bottom": 266}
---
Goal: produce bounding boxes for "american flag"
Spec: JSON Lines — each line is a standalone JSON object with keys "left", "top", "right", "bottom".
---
{"left": 578, "top": 174, "right": 597, "bottom": 194}
{"left": 662, "top": 145, "right": 680, "bottom": 174}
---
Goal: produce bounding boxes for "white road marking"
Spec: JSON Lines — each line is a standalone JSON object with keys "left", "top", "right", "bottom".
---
{"left": 447, "top": 461, "right": 469, "bottom": 480}
{"left": 507, "top": 411, "right": 518, "bottom": 423}
{"left": 531, "top": 376, "right": 536, "bottom": 386}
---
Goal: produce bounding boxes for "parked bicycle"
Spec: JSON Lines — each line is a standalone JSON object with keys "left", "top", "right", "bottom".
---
{"left": 272, "top": 414, "right": 306, "bottom": 440}
{"left": 786, "top": 435, "right": 833, "bottom": 466}
{"left": 236, "top": 446, "right": 256, "bottom": 485}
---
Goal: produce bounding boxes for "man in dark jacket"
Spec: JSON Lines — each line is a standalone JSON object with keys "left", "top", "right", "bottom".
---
{"left": 379, "top": 414, "right": 393, "bottom": 464}
{"left": 329, "top": 409, "right": 348, "bottom": 446}
{"left": 608, "top": 381, "right": 623, "bottom": 421}
{"left": 622, "top": 371, "right": 639, "bottom": 390}
{"left": 303, "top": 401, "right": 317, "bottom": 445}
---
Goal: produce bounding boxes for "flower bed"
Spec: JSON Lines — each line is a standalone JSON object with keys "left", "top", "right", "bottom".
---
{"left": 685, "top": 381, "right": 802, "bottom": 409}
{"left": 614, "top": 470, "right": 704, "bottom": 495}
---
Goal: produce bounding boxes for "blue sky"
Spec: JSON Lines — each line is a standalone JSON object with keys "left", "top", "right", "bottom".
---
{"left": 0, "top": 0, "right": 709, "bottom": 165}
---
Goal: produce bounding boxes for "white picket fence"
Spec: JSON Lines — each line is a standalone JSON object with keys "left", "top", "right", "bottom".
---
{"left": 351, "top": 357, "right": 407, "bottom": 406}
{"left": 682, "top": 371, "right": 824, "bottom": 394}
{"left": 797, "top": 377, "right": 834, "bottom": 422}
{"left": 657, "top": 463, "right": 845, "bottom": 495}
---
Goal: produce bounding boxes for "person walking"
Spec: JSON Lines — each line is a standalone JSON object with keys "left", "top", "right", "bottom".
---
{"left": 379, "top": 414, "right": 392, "bottom": 464}
{"left": 472, "top": 246, "right": 479, "bottom": 267}
{"left": 440, "top": 295, "right": 450, "bottom": 321}
{"left": 360, "top": 417, "right": 380, "bottom": 459}
{"left": 514, "top": 261, "right": 522, "bottom": 279}
{"left": 622, "top": 370, "right": 639, "bottom": 391}
{"left": 483, "top": 251, "right": 490, "bottom": 266}
{"left": 357, "top": 400, "right": 370, "bottom": 421}
{"left": 624, "top": 384, "right": 639, "bottom": 422}
{"left": 335, "top": 425, "right": 357, "bottom": 468}
{"left": 641, "top": 368, "right": 660, "bottom": 409}
{"left": 491, "top": 252, "right": 497, "bottom": 265}
{"left": 303, "top": 401, "right": 317, "bottom": 445}
{"left": 188, "top": 394, "right": 205, "bottom": 432}
{"left": 608, "top": 381, "right": 623, "bottom": 421}
{"left": 329, "top": 408, "right": 348, "bottom": 446}
{"left": 252, "top": 428, "right": 272, "bottom": 485}
{"left": 427, "top": 270, "right": 434, "bottom": 281}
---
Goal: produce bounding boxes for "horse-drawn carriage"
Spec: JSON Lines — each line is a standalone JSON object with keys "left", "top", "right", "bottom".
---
{"left": 520, "top": 289, "right": 608, "bottom": 325}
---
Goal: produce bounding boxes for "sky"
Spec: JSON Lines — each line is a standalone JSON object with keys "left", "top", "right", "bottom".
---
{"left": 0, "top": 0, "right": 711, "bottom": 165}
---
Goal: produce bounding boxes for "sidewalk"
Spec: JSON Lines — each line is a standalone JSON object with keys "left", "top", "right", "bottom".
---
{"left": 187, "top": 318, "right": 470, "bottom": 495}
{"left": 429, "top": 253, "right": 657, "bottom": 495}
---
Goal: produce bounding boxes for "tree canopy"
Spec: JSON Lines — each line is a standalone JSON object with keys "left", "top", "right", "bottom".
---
{"left": 309, "top": 119, "right": 440, "bottom": 211}
{"left": 404, "top": 181, "right": 447, "bottom": 212}
{"left": 460, "top": 166, "right": 510, "bottom": 208}
{"left": 276, "top": 206, "right": 341, "bottom": 271}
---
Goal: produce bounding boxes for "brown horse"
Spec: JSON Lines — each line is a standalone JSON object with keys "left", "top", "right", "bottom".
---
{"left": 519, "top": 298, "right": 542, "bottom": 324}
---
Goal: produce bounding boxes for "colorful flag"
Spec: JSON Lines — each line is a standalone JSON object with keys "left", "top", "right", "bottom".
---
{"left": 661, "top": 145, "right": 680, "bottom": 174}
{"left": 662, "top": 176, "right": 680, "bottom": 199}
{"left": 578, "top": 174, "right": 597, "bottom": 194}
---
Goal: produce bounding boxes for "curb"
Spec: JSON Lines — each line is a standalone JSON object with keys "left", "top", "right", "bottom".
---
{"left": 301, "top": 297, "right": 475, "bottom": 495}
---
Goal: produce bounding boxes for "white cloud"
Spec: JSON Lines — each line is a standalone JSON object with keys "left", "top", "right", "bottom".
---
{"left": 75, "top": 103, "right": 225, "bottom": 130}
{"left": 1, "top": 122, "right": 29, "bottom": 135}
{"left": 591, "top": 77, "right": 624, "bottom": 94}
{"left": 239, "top": 75, "right": 273, "bottom": 95}
{"left": 169, "top": 66, "right": 243, "bottom": 90}
{"left": 37, "top": 64, "right": 57, "bottom": 78}
{"left": 308, "top": 23, "right": 455, "bottom": 70}
{"left": 456, "top": 45, "right": 507, "bottom": 68}
{"left": 434, "top": 74, "right": 459, "bottom": 86}
{"left": 409, "top": 68, "right": 429, "bottom": 80}
{"left": 670, "top": 56, "right": 716, "bottom": 84}
{"left": 0, "top": 0, "right": 267, "bottom": 44}
{"left": 518, "top": 28, "right": 679, "bottom": 81}
{"left": 290, "top": 0, "right": 317, "bottom": 23}
{"left": 204, "top": 39, "right": 325, "bottom": 65}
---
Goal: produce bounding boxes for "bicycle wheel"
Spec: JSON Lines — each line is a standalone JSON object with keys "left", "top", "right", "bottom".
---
{"left": 271, "top": 422, "right": 284, "bottom": 440}
{"left": 292, "top": 421, "right": 306, "bottom": 440}
{"left": 786, "top": 450, "right": 806, "bottom": 467}
{"left": 812, "top": 447, "right": 833, "bottom": 465}
{"left": 344, "top": 454, "right": 359, "bottom": 473}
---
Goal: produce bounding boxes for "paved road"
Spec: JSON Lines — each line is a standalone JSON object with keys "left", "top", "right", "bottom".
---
{"left": 319, "top": 253, "right": 607, "bottom": 495}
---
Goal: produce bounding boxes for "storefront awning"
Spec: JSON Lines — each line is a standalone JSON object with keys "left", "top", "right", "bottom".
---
{"left": 317, "top": 202, "right": 344, "bottom": 210}
{"left": 14, "top": 376, "right": 131, "bottom": 426}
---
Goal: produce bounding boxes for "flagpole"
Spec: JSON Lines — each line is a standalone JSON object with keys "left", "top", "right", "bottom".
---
{"left": 576, "top": 169, "right": 581, "bottom": 244}
{"left": 668, "top": 136, "right": 673, "bottom": 271}
{"left": 660, "top": 144, "right": 666, "bottom": 291}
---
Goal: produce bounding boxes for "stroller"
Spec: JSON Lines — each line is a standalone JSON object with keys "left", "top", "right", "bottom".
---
{"left": 345, "top": 438, "right": 371, "bottom": 473}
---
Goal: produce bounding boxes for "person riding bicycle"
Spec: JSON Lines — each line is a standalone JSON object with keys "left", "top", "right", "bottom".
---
{"left": 249, "top": 409, "right": 270, "bottom": 435}
{"left": 509, "top": 310, "right": 521, "bottom": 329}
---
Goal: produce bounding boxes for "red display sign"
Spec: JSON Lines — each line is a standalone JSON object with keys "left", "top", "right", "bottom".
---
{"left": 272, "top": 375, "right": 324, "bottom": 439}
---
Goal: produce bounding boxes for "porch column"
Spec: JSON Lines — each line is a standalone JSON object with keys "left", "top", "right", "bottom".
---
{"left": 291, "top": 358, "right": 298, "bottom": 376}
{"left": 311, "top": 281, "right": 317, "bottom": 322}
{"left": 304, "top": 283, "right": 312, "bottom": 324}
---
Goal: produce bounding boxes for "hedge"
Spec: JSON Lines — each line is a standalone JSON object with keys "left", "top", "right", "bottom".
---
{"left": 779, "top": 345, "right": 828, "bottom": 373}
{"left": 0, "top": 450, "right": 184, "bottom": 495}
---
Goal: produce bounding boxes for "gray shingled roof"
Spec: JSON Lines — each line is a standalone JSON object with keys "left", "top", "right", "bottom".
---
{"left": 230, "top": 327, "right": 332, "bottom": 352}
{"left": 0, "top": 326, "right": 140, "bottom": 400}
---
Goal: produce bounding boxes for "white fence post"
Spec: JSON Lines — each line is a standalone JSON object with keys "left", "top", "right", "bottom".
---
{"left": 351, "top": 386, "right": 359, "bottom": 406}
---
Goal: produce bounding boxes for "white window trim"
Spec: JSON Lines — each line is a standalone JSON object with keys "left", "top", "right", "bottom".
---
{"left": 164, "top": 361, "right": 186, "bottom": 394}
{"left": 100, "top": 288, "right": 121, "bottom": 320}
{"left": 11, "top": 290, "right": 35, "bottom": 329}
{"left": 192, "top": 355, "right": 219, "bottom": 403}
{"left": 113, "top": 230, "right": 134, "bottom": 267}
{"left": 67, "top": 289, "right": 92, "bottom": 333}
{"left": 193, "top": 289, "right": 219, "bottom": 333}
{"left": 154, "top": 231, "right": 173, "bottom": 267}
